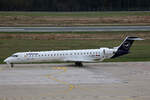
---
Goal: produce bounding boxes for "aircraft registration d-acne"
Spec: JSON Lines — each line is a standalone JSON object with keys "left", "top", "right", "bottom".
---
{"left": 4, "top": 37, "right": 143, "bottom": 68}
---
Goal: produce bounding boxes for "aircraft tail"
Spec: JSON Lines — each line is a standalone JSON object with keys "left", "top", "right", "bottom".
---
{"left": 111, "top": 36, "right": 143, "bottom": 58}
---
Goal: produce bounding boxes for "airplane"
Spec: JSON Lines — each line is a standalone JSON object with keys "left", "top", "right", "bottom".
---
{"left": 4, "top": 36, "right": 143, "bottom": 68}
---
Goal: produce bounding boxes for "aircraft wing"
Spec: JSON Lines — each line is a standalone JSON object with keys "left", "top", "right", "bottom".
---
{"left": 63, "top": 57, "right": 95, "bottom": 62}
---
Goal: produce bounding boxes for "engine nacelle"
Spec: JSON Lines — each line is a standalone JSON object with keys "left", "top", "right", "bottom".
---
{"left": 100, "top": 47, "right": 116, "bottom": 59}
{"left": 100, "top": 47, "right": 110, "bottom": 54}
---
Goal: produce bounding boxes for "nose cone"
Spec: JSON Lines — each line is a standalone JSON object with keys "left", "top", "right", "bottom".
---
{"left": 4, "top": 59, "right": 7, "bottom": 63}
{"left": 4, "top": 58, "right": 9, "bottom": 63}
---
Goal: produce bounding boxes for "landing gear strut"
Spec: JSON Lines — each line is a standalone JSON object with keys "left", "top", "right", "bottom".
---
{"left": 10, "top": 63, "right": 14, "bottom": 68}
{"left": 75, "top": 62, "right": 83, "bottom": 66}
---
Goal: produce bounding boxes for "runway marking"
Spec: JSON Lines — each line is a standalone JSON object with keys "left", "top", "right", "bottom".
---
{"left": 47, "top": 67, "right": 67, "bottom": 76}
{"left": 52, "top": 67, "right": 67, "bottom": 72}
{"left": 46, "top": 67, "right": 75, "bottom": 93}
{"left": 46, "top": 74, "right": 68, "bottom": 85}
{"left": 44, "top": 66, "right": 95, "bottom": 96}
{"left": 127, "top": 98, "right": 134, "bottom": 100}
{"left": 52, "top": 67, "right": 67, "bottom": 70}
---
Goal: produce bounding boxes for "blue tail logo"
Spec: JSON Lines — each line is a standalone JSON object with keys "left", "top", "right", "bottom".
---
{"left": 111, "top": 36, "right": 143, "bottom": 58}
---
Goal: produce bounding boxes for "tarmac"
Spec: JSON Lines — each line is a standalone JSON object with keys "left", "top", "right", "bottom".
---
{"left": 0, "top": 26, "right": 150, "bottom": 32}
{"left": 0, "top": 62, "right": 150, "bottom": 100}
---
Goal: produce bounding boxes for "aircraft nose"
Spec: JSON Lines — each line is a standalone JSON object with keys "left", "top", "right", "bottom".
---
{"left": 4, "top": 58, "right": 9, "bottom": 63}
{"left": 4, "top": 59, "right": 7, "bottom": 63}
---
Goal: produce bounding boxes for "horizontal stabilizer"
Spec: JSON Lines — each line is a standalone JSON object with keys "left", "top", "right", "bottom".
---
{"left": 127, "top": 37, "right": 144, "bottom": 40}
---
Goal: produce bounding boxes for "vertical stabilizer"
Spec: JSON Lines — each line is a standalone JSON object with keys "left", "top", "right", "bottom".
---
{"left": 111, "top": 37, "right": 143, "bottom": 58}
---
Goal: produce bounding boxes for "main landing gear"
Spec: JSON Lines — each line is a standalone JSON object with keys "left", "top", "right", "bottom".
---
{"left": 75, "top": 62, "right": 83, "bottom": 66}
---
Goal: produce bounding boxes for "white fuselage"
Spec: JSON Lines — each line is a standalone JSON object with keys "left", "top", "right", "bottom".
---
{"left": 4, "top": 48, "right": 117, "bottom": 64}
{"left": 4, "top": 36, "right": 143, "bottom": 67}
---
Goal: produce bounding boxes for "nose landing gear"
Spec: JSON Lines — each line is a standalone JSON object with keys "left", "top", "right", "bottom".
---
{"left": 6, "top": 62, "right": 14, "bottom": 68}
{"left": 10, "top": 63, "right": 14, "bottom": 68}
{"left": 75, "top": 62, "right": 83, "bottom": 66}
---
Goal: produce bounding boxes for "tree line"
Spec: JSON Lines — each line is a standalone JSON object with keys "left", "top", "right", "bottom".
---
{"left": 0, "top": 0, "right": 150, "bottom": 11}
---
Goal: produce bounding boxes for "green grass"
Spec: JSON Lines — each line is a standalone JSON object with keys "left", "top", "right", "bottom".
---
{"left": 0, "top": 11, "right": 150, "bottom": 17}
{"left": 0, "top": 38, "right": 149, "bottom": 64}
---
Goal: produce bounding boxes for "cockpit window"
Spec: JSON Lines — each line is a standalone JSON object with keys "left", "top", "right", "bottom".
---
{"left": 11, "top": 55, "right": 18, "bottom": 57}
